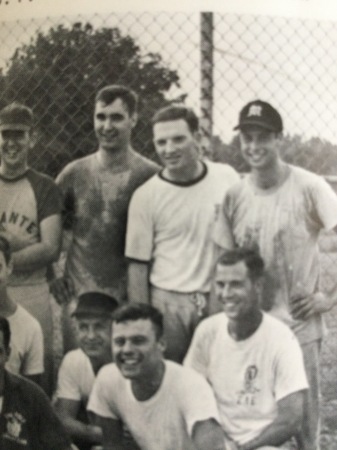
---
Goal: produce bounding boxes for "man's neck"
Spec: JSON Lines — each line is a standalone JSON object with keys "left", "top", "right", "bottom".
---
{"left": 0, "top": 291, "right": 17, "bottom": 317}
{"left": 228, "top": 310, "right": 263, "bottom": 341}
{"left": 251, "top": 160, "right": 290, "bottom": 190}
{"left": 131, "top": 360, "right": 165, "bottom": 401}
{"left": 96, "top": 145, "right": 133, "bottom": 171}
{"left": 0, "top": 164, "right": 28, "bottom": 180}
{"left": 89, "top": 352, "right": 112, "bottom": 376}
{"left": 163, "top": 159, "right": 204, "bottom": 183}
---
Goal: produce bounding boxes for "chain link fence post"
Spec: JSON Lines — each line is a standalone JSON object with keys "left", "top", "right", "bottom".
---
{"left": 200, "top": 12, "right": 214, "bottom": 160}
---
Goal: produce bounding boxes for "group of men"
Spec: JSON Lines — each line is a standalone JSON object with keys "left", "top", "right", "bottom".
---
{"left": 0, "top": 83, "right": 336, "bottom": 450}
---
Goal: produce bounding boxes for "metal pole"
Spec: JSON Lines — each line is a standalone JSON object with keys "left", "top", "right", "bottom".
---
{"left": 200, "top": 12, "right": 214, "bottom": 160}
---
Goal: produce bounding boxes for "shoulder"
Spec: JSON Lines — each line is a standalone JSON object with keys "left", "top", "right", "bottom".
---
{"left": 261, "top": 313, "right": 298, "bottom": 344}
{"left": 195, "top": 312, "right": 226, "bottom": 337}
{"left": 206, "top": 160, "right": 240, "bottom": 180}
{"left": 129, "top": 151, "right": 160, "bottom": 175}
{"left": 289, "top": 165, "right": 327, "bottom": 189}
{"left": 5, "top": 370, "right": 47, "bottom": 399}
{"left": 96, "top": 363, "right": 120, "bottom": 383}
{"left": 61, "top": 348, "right": 89, "bottom": 367}
{"left": 26, "top": 168, "right": 59, "bottom": 191}
{"left": 165, "top": 361, "right": 213, "bottom": 393}
{"left": 11, "top": 305, "right": 41, "bottom": 332}
{"left": 57, "top": 154, "right": 96, "bottom": 181}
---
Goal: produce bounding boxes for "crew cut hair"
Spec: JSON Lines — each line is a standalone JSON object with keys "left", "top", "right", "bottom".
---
{"left": 0, "top": 316, "right": 11, "bottom": 350}
{"left": 152, "top": 105, "right": 199, "bottom": 133}
{"left": 0, "top": 236, "right": 11, "bottom": 264}
{"left": 217, "top": 247, "right": 265, "bottom": 281}
{"left": 95, "top": 84, "right": 138, "bottom": 115}
{"left": 112, "top": 303, "right": 164, "bottom": 339}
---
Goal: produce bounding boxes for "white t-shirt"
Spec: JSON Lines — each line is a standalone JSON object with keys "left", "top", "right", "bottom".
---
{"left": 213, "top": 165, "right": 337, "bottom": 343}
{"left": 56, "top": 348, "right": 95, "bottom": 406}
{"left": 126, "top": 161, "right": 239, "bottom": 293}
{"left": 184, "top": 312, "right": 308, "bottom": 445}
{"left": 6, "top": 305, "right": 44, "bottom": 376}
{"left": 88, "top": 360, "right": 220, "bottom": 450}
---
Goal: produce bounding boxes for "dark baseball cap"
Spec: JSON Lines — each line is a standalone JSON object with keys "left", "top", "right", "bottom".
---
{"left": 0, "top": 102, "right": 33, "bottom": 131}
{"left": 72, "top": 292, "right": 119, "bottom": 318}
{"left": 234, "top": 100, "right": 283, "bottom": 133}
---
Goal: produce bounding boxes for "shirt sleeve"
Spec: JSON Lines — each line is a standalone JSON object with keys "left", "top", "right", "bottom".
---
{"left": 33, "top": 383, "right": 73, "bottom": 450}
{"left": 27, "top": 170, "right": 63, "bottom": 222}
{"left": 87, "top": 366, "right": 120, "bottom": 419}
{"left": 184, "top": 320, "right": 212, "bottom": 378}
{"left": 22, "top": 319, "right": 44, "bottom": 376}
{"left": 177, "top": 368, "right": 220, "bottom": 436}
{"left": 310, "top": 176, "right": 337, "bottom": 231}
{"left": 212, "top": 190, "right": 236, "bottom": 250}
{"left": 56, "top": 353, "right": 81, "bottom": 401}
{"left": 125, "top": 185, "right": 154, "bottom": 261}
{"left": 273, "top": 328, "right": 309, "bottom": 402}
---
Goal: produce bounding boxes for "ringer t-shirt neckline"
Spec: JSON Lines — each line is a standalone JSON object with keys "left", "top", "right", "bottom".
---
{"left": 159, "top": 161, "right": 208, "bottom": 187}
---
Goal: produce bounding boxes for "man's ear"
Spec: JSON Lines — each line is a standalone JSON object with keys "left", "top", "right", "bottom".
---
{"left": 28, "top": 130, "right": 37, "bottom": 149}
{"left": 131, "top": 112, "right": 138, "bottom": 129}
{"left": 158, "top": 337, "right": 166, "bottom": 353}
{"left": 7, "top": 258, "right": 13, "bottom": 277}
{"left": 6, "top": 345, "right": 11, "bottom": 362}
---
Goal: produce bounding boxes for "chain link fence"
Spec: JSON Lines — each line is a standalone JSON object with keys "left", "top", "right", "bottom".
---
{"left": 1, "top": 10, "right": 337, "bottom": 444}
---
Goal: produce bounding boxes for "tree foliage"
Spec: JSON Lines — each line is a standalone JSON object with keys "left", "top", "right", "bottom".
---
{"left": 0, "top": 22, "right": 181, "bottom": 176}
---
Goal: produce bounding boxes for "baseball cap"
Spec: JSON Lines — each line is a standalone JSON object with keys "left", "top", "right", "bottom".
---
{"left": 72, "top": 292, "right": 119, "bottom": 318}
{"left": 234, "top": 100, "right": 283, "bottom": 133}
{"left": 0, "top": 102, "right": 33, "bottom": 131}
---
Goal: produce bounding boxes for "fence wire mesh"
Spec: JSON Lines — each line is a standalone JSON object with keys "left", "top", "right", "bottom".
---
{"left": 1, "top": 10, "right": 337, "bottom": 445}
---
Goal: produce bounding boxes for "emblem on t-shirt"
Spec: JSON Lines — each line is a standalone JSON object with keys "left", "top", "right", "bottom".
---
{"left": 236, "top": 365, "right": 260, "bottom": 406}
{"left": 3, "top": 412, "right": 27, "bottom": 445}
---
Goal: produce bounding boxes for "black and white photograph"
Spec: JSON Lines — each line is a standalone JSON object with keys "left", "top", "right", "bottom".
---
{"left": 0, "top": 0, "right": 337, "bottom": 448}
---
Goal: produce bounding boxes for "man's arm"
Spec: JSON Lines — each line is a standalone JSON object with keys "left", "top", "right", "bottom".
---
{"left": 238, "top": 390, "right": 305, "bottom": 450}
{"left": 93, "top": 414, "right": 126, "bottom": 450}
{"left": 192, "top": 418, "right": 225, "bottom": 450}
{"left": 290, "top": 291, "right": 333, "bottom": 320}
{"left": 9, "top": 214, "right": 62, "bottom": 271}
{"left": 55, "top": 398, "right": 103, "bottom": 445}
{"left": 127, "top": 260, "right": 150, "bottom": 304}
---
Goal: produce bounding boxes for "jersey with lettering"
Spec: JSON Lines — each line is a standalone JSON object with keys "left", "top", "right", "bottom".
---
{"left": 0, "top": 169, "right": 62, "bottom": 286}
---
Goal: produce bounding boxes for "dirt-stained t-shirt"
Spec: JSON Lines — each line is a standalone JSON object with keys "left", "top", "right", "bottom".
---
{"left": 0, "top": 169, "right": 62, "bottom": 286}
{"left": 213, "top": 165, "right": 337, "bottom": 344}
{"left": 56, "top": 150, "right": 158, "bottom": 301}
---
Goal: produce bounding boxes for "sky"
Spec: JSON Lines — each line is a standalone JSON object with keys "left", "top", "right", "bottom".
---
{"left": 0, "top": 0, "right": 337, "bottom": 144}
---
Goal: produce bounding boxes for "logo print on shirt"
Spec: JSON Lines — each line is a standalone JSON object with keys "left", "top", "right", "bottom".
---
{"left": 3, "top": 412, "right": 27, "bottom": 445}
{"left": 247, "top": 105, "right": 262, "bottom": 117}
{"left": 237, "top": 365, "right": 260, "bottom": 405}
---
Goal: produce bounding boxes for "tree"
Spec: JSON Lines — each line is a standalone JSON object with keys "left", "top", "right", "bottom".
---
{"left": 0, "top": 22, "right": 181, "bottom": 176}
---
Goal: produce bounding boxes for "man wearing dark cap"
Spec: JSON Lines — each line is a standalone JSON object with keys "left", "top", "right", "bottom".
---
{"left": 213, "top": 99, "right": 337, "bottom": 450}
{"left": 55, "top": 292, "right": 118, "bottom": 450}
{"left": 0, "top": 102, "right": 62, "bottom": 396}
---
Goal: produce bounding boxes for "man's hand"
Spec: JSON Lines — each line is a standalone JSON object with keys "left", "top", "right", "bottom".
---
{"left": 50, "top": 276, "right": 75, "bottom": 305}
{"left": 290, "top": 291, "right": 333, "bottom": 320}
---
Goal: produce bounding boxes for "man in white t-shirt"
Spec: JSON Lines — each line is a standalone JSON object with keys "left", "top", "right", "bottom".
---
{"left": 0, "top": 235, "right": 43, "bottom": 385}
{"left": 185, "top": 248, "right": 308, "bottom": 450}
{"left": 126, "top": 105, "right": 240, "bottom": 362}
{"left": 55, "top": 292, "right": 118, "bottom": 450}
{"left": 88, "top": 302, "right": 225, "bottom": 450}
{"left": 213, "top": 100, "right": 337, "bottom": 449}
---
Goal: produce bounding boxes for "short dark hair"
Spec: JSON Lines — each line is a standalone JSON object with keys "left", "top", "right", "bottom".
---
{"left": 0, "top": 316, "right": 11, "bottom": 350}
{"left": 0, "top": 236, "right": 11, "bottom": 264}
{"left": 152, "top": 105, "right": 199, "bottom": 133}
{"left": 95, "top": 85, "right": 138, "bottom": 115}
{"left": 112, "top": 303, "right": 163, "bottom": 339}
{"left": 217, "top": 248, "right": 264, "bottom": 281}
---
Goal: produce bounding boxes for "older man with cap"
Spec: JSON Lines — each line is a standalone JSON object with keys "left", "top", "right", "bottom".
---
{"left": 213, "top": 99, "right": 337, "bottom": 450}
{"left": 55, "top": 292, "right": 118, "bottom": 450}
{"left": 0, "top": 102, "right": 62, "bottom": 396}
